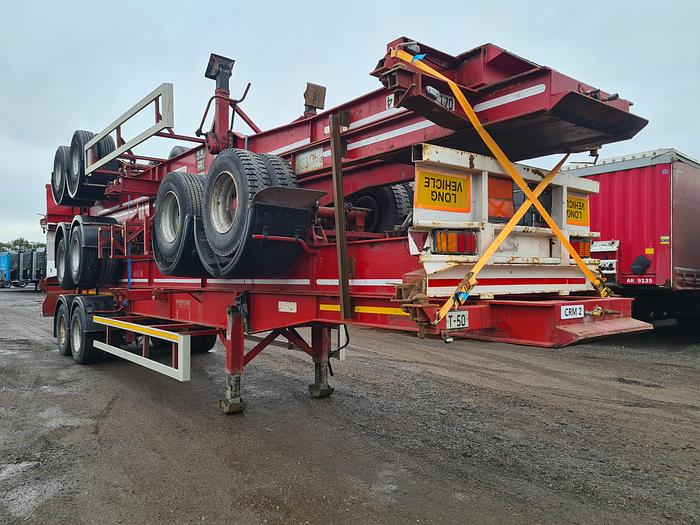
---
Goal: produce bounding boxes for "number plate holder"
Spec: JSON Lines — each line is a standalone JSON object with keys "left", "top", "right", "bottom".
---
{"left": 446, "top": 310, "right": 469, "bottom": 330}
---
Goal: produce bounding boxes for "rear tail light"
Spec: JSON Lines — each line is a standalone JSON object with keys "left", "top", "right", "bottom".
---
{"left": 570, "top": 238, "right": 591, "bottom": 258}
{"left": 432, "top": 230, "right": 477, "bottom": 255}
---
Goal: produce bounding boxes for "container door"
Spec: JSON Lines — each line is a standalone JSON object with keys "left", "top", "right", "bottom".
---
{"left": 588, "top": 164, "right": 671, "bottom": 287}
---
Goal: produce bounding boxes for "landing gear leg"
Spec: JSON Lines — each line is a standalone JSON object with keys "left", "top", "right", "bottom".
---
{"left": 308, "top": 326, "right": 334, "bottom": 398}
{"left": 220, "top": 373, "right": 246, "bottom": 414}
{"left": 220, "top": 306, "right": 247, "bottom": 414}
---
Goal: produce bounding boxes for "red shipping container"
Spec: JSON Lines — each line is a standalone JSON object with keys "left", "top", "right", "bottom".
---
{"left": 565, "top": 149, "right": 700, "bottom": 319}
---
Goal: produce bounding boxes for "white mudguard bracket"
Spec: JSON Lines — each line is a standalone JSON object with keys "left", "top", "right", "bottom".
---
{"left": 92, "top": 315, "right": 191, "bottom": 381}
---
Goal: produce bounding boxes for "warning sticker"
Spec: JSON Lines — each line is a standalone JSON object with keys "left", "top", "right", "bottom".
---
{"left": 415, "top": 170, "right": 470, "bottom": 212}
{"left": 566, "top": 195, "right": 589, "bottom": 226}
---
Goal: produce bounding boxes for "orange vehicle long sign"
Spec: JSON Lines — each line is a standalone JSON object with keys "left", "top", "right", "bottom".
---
{"left": 415, "top": 170, "right": 470, "bottom": 213}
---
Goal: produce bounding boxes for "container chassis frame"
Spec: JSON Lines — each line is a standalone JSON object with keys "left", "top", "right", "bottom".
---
{"left": 42, "top": 37, "right": 651, "bottom": 413}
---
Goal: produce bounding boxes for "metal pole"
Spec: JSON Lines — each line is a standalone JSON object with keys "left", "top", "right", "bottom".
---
{"left": 328, "top": 113, "right": 352, "bottom": 319}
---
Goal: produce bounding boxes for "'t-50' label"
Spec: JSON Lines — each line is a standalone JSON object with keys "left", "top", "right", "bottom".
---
{"left": 561, "top": 305, "right": 584, "bottom": 319}
{"left": 446, "top": 310, "right": 468, "bottom": 330}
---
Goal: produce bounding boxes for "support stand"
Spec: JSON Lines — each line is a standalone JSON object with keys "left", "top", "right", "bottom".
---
{"left": 220, "top": 305, "right": 247, "bottom": 414}
{"left": 308, "top": 326, "right": 334, "bottom": 398}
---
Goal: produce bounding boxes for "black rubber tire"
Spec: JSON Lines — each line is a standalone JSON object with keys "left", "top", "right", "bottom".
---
{"left": 16, "top": 280, "right": 27, "bottom": 288}
{"left": 191, "top": 334, "right": 217, "bottom": 353}
{"left": 95, "top": 219, "right": 121, "bottom": 287}
{"left": 148, "top": 336, "right": 172, "bottom": 350}
{"left": 1, "top": 281, "right": 10, "bottom": 289}
{"left": 168, "top": 146, "right": 189, "bottom": 159}
{"left": 349, "top": 184, "right": 412, "bottom": 233}
{"left": 202, "top": 149, "right": 270, "bottom": 257}
{"left": 69, "top": 305, "right": 104, "bottom": 364}
{"left": 402, "top": 181, "right": 415, "bottom": 205}
{"left": 258, "top": 153, "right": 299, "bottom": 187}
{"left": 56, "top": 236, "right": 75, "bottom": 289}
{"left": 153, "top": 172, "right": 207, "bottom": 276}
{"left": 52, "top": 146, "right": 86, "bottom": 206}
{"left": 96, "top": 252, "right": 119, "bottom": 287}
{"left": 67, "top": 130, "right": 118, "bottom": 203}
{"left": 391, "top": 184, "right": 412, "bottom": 225}
{"left": 69, "top": 226, "right": 100, "bottom": 288}
{"left": 55, "top": 303, "right": 72, "bottom": 356}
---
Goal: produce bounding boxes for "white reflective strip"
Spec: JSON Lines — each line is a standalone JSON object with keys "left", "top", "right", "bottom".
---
{"left": 347, "top": 120, "right": 435, "bottom": 151}
{"left": 322, "top": 119, "right": 436, "bottom": 158}
{"left": 207, "top": 278, "right": 311, "bottom": 285}
{"left": 94, "top": 335, "right": 190, "bottom": 382}
{"left": 266, "top": 137, "right": 311, "bottom": 156}
{"left": 118, "top": 278, "right": 149, "bottom": 283}
{"left": 427, "top": 284, "right": 590, "bottom": 297}
{"left": 473, "top": 84, "right": 546, "bottom": 113}
{"left": 153, "top": 278, "right": 203, "bottom": 284}
{"left": 323, "top": 107, "right": 406, "bottom": 135}
{"left": 316, "top": 278, "right": 403, "bottom": 286}
{"left": 96, "top": 196, "right": 150, "bottom": 216}
{"left": 107, "top": 208, "right": 142, "bottom": 221}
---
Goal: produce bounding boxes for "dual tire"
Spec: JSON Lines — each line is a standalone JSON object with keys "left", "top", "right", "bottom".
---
{"left": 51, "top": 146, "right": 84, "bottom": 207}
{"left": 153, "top": 149, "right": 301, "bottom": 277}
{"left": 50, "top": 130, "right": 119, "bottom": 207}
{"left": 55, "top": 218, "right": 120, "bottom": 290}
{"left": 67, "top": 130, "right": 119, "bottom": 204}
{"left": 55, "top": 297, "right": 217, "bottom": 363}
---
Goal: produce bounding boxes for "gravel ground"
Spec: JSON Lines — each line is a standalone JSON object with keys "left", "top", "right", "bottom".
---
{"left": 0, "top": 289, "right": 697, "bottom": 524}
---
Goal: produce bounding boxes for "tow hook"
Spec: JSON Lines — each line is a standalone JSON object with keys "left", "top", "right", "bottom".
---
{"left": 442, "top": 333, "right": 454, "bottom": 344}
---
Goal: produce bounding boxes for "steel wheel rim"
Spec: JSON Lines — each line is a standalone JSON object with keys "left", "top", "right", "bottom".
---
{"left": 57, "top": 244, "right": 65, "bottom": 281}
{"left": 70, "top": 235, "right": 80, "bottom": 274}
{"left": 71, "top": 316, "right": 81, "bottom": 355}
{"left": 160, "top": 191, "right": 181, "bottom": 243}
{"left": 69, "top": 145, "right": 81, "bottom": 195}
{"left": 53, "top": 155, "right": 63, "bottom": 190}
{"left": 58, "top": 314, "right": 67, "bottom": 347}
{"left": 210, "top": 170, "right": 238, "bottom": 234}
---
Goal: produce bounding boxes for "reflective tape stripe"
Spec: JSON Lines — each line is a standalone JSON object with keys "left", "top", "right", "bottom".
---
{"left": 319, "top": 304, "right": 409, "bottom": 317}
{"left": 92, "top": 315, "right": 179, "bottom": 343}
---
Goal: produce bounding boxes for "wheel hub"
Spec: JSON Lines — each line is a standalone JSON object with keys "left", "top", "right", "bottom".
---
{"left": 70, "top": 236, "right": 80, "bottom": 275}
{"left": 210, "top": 170, "right": 238, "bottom": 234}
{"left": 71, "top": 316, "right": 81, "bottom": 356}
{"left": 160, "top": 191, "right": 181, "bottom": 243}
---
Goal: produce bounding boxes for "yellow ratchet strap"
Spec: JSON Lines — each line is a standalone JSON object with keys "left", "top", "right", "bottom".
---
{"left": 389, "top": 48, "right": 609, "bottom": 325}
{"left": 434, "top": 155, "right": 569, "bottom": 323}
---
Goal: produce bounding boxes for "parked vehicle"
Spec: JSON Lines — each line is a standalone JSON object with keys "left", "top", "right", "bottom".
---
{"left": 42, "top": 38, "right": 650, "bottom": 413}
{"left": 565, "top": 149, "right": 700, "bottom": 322}
{"left": 0, "top": 249, "right": 47, "bottom": 289}
{"left": 0, "top": 252, "right": 10, "bottom": 288}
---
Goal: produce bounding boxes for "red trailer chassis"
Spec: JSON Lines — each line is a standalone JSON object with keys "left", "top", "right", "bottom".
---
{"left": 43, "top": 38, "right": 650, "bottom": 413}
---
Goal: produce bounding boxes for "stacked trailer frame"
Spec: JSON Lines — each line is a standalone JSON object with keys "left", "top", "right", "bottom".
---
{"left": 42, "top": 38, "right": 651, "bottom": 413}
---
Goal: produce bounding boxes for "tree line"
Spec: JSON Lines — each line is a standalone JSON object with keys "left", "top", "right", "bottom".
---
{"left": 0, "top": 238, "right": 46, "bottom": 251}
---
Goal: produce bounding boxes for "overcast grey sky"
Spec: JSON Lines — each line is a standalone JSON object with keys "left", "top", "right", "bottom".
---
{"left": 1, "top": 0, "right": 698, "bottom": 241}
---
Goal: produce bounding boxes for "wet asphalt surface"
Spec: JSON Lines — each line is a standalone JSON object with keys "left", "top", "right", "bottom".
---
{"left": 0, "top": 289, "right": 698, "bottom": 524}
